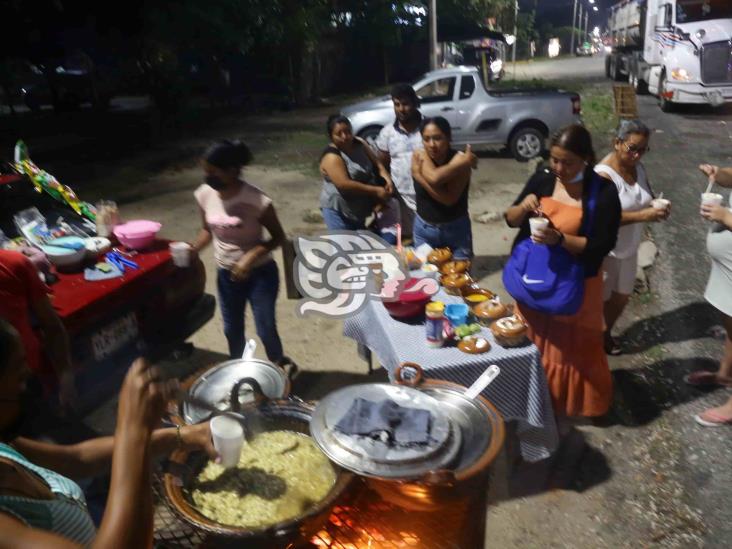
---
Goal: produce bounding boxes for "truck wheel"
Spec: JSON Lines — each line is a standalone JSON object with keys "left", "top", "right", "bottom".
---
{"left": 630, "top": 70, "right": 648, "bottom": 95}
{"left": 358, "top": 126, "right": 383, "bottom": 149}
{"left": 612, "top": 58, "right": 625, "bottom": 82}
{"left": 659, "top": 73, "right": 675, "bottom": 113}
{"left": 509, "top": 127, "right": 545, "bottom": 162}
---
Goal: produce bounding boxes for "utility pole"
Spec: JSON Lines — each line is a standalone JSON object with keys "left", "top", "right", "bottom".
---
{"left": 429, "top": 0, "right": 438, "bottom": 69}
{"left": 570, "top": 0, "right": 578, "bottom": 55}
{"left": 584, "top": 12, "right": 589, "bottom": 44}
{"left": 512, "top": 0, "right": 518, "bottom": 80}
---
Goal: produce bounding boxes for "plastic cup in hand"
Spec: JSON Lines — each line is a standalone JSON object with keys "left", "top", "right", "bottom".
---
{"left": 169, "top": 242, "right": 192, "bottom": 267}
{"left": 529, "top": 217, "right": 549, "bottom": 237}
{"left": 701, "top": 192, "right": 723, "bottom": 207}
{"left": 210, "top": 416, "right": 244, "bottom": 468}
{"left": 651, "top": 198, "right": 670, "bottom": 211}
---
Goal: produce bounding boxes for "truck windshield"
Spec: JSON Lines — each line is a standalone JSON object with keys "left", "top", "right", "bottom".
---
{"left": 676, "top": 0, "right": 732, "bottom": 23}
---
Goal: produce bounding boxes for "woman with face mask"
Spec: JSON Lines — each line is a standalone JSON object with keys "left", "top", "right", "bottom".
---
{"left": 504, "top": 125, "right": 621, "bottom": 432}
{"left": 0, "top": 319, "right": 216, "bottom": 547}
{"left": 192, "top": 140, "right": 289, "bottom": 366}
{"left": 595, "top": 119, "right": 669, "bottom": 356}
{"left": 411, "top": 116, "right": 477, "bottom": 259}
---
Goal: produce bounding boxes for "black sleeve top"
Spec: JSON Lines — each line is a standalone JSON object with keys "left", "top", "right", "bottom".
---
{"left": 509, "top": 166, "right": 621, "bottom": 278}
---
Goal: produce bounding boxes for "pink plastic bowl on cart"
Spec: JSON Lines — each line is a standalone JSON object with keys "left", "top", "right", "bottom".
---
{"left": 113, "top": 220, "right": 162, "bottom": 250}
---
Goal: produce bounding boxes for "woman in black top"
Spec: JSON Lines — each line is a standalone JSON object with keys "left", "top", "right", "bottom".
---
{"left": 411, "top": 117, "right": 476, "bottom": 258}
{"left": 504, "top": 124, "right": 620, "bottom": 426}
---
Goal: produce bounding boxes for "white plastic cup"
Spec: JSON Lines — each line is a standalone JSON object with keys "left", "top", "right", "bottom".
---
{"left": 529, "top": 217, "right": 550, "bottom": 237}
{"left": 651, "top": 198, "right": 670, "bottom": 210}
{"left": 701, "top": 192, "right": 723, "bottom": 207}
{"left": 169, "top": 242, "right": 192, "bottom": 267}
{"left": 210, "top": 416, "right": 244, "bottom": 468}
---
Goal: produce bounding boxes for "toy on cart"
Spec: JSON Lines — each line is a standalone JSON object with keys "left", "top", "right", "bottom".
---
{"left": 14, "top": 140, "right": 97, "bottom": 221}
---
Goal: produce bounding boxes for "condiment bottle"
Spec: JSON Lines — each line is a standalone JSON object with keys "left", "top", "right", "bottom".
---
{"left": 425, "top": 301, "right": 446, "bottom": 349}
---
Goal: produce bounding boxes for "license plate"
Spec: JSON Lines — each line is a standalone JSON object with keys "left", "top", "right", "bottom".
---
{"left": 91, "top": 313, "right": 139, "bottom": 361}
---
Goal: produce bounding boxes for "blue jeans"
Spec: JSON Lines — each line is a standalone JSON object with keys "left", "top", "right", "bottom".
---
{"left": 321, "top": 207, "right": 397, "bottom": 245}
{"left": 217, "top": 260, "right": 284, "bottom": 363}
{"left": 413, "top": 213, "right": 473, "bottom": 259}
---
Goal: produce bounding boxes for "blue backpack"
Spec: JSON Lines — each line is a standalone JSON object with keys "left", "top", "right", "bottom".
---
{"left": 502, "top": 175, "right": 600, "bottom": 316}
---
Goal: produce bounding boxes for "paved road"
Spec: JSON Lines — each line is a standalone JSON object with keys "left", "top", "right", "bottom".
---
{"left": 636, "top": 93, "right": 732, "bottom": 545}
{"left": 509, "top": 54, "right": 607, "bottom": 81}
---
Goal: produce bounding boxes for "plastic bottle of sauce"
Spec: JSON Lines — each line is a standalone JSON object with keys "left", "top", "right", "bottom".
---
{"left": 426, "top": 301, "right": 446, "bottom": 348}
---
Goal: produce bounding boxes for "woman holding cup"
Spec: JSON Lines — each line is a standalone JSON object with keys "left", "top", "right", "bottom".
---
{"left": 504, "top": 125, "right": 621, "bottom": 425}
{"left": 685, "top": 164, "right": 732, "bottom": 426}
{"left": 595, "top": 119, "right": 669, "bottom": 356}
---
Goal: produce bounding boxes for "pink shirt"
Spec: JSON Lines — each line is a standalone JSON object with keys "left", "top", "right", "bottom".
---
{"left": 194, "top": 182, "right": 273, "bottom": 270}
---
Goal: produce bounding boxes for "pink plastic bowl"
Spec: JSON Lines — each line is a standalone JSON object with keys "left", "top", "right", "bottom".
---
{"left": 113, "top": 220, "right": 162, "bottom": 250}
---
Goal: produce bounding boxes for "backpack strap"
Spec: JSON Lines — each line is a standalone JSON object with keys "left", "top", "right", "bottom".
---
{"left": 580, "top": 172, "right": 601, "bottom": 237}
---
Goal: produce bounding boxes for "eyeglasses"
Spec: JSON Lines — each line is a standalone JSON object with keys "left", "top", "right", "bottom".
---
{"left": 623, "top": 142, "right": 650, "bottom": 156}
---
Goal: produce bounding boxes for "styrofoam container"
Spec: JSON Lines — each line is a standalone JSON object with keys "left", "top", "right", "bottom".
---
{"left": 41, "top": 236, "right": 87, "bottom": 269}
{"left": 113, "top": 220, "right": 161, "bottom": 250}
{"left": 85, "top": 237, "right": 112, "bottom": 258}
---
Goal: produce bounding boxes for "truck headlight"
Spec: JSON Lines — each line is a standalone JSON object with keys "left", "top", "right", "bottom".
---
{"left": 670, "top": 68, "right": 693, "bottom": 81}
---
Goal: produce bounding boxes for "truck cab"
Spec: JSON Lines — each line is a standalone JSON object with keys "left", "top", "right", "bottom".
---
{"left": 608, "top": 0, "right": 732, "bottom": 111}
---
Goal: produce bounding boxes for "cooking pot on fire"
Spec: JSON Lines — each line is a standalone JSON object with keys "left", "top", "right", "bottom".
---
{"left": 310, "top": 363, "right": 504, "bottom": 511}
{"left": 164, "top": 379, "right": 354, "bottom": 548}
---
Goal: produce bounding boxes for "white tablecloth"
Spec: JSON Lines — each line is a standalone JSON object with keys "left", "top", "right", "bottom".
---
{"left": 343, "top": 290, "right": 559, "bottom": 462}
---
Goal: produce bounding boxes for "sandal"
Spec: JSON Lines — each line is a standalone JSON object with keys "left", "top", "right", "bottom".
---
{"left": 683, "top": 370, "right": 732, "bottom": 388}
{"left": 694, "top": 409, "right": 732, "bottom": 427}
{"left": 604, "top": 334, "right": 623, "bottom": 356}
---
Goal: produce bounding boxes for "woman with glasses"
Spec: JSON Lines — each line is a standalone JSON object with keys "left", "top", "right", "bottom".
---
{"left": 595, "top": 119, "right": 670, "bottom": 355}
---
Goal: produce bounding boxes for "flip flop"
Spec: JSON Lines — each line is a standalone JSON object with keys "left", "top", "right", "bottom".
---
{"left": 604, "top": 335, "right": 623, "bottom": 356}
{"left": 694, "top": 409, "right": 732, "bottom": 427}
{"left": 683, "top": 371, "right": 732, "bottom": 388}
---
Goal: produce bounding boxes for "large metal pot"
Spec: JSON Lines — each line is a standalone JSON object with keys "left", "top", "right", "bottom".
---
{"left": 163, "top": 381, "right": 353, "bottom": 548}
{"left": 310, "top": 363, "right": 504, "bottom": 512}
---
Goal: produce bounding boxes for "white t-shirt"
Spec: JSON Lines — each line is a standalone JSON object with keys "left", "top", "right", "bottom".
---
{"left": 194, "top": 182, "right": 272, "bottom": 270}
{"left": 594, "top": 163, "right": 653, "bottom": 259}
{"left": 375, "top": 121, "right": 424, "bottom": 211}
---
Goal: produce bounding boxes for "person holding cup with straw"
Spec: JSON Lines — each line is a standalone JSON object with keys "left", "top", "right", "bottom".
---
{"left": 595, "top": 119, "right": 670, "bottom": 356}
{"left": 685, "top": 164, "right": 732, "bottom": 426}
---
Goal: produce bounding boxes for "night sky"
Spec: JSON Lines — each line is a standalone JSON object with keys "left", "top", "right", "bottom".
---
{"left": 529, "top": 0, "right": 611, "bottom": 29}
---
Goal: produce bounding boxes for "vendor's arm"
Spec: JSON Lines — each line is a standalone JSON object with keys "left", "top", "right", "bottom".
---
{"left": 12, "top": 423, "right": 214, "bottom": 480}
{"left": 700, "top": 164, "right": 732, "bottom": 187}
{"left": 191, "top": 207, "right": 212, "bottom": 253}
{"left": 230, "top": 204, "right": 287, "bottom": 282}
{"left": 417, "top": 147, "right": 474, "bottom": 188}
{"left": 320, "top": 153, "right": 389, "bottom": 200}
{"left": 505, "top": 173, "right": 544, "bottom": 227}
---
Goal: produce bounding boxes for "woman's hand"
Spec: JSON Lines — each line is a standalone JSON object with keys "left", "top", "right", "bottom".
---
{"left": 181, "top": 423, "right": 218, "bottom": 460}
{"left": 699, "top": 164, "right": 719, "bottom": 182}
{"left": 701, "top": 202, "right": 732, "bottom": 224}
{"left": 461, "top": 145, "right": 478, "bottom": 169}
{"left": 519, "top": 193, "right": 541, "bottom": 213}
{"left": 117, "top": 358, "right": 179, "bottom": 435}
{"left": 644, "top": 206, "right": 669, "bottom": 222}
{"left": 531, "top": 226, "right": 562, "bottom": 246}
{"left": 231, "top": 254, "right": 256, "bottom": 282}
{"left": 375, "top": 186, "right": 392, "bottom": 203}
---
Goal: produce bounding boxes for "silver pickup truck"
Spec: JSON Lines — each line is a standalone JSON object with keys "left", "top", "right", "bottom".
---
{"left": 341, "top": 66, "right": 582, "bottom": 161}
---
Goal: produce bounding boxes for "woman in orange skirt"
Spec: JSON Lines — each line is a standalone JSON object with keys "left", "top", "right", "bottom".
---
{"left": 504, "top": 125, "right": 621, "bottom": 423}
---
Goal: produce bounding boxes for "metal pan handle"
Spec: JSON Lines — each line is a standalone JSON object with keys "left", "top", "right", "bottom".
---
{"left": 230, "top": 377, "right": 267, "bottom": 412}
{"left": 394, "top": 362, "right": 424, "bottom": 387}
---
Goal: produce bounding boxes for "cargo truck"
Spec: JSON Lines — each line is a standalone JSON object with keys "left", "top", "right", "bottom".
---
{"left": 606, "top": 0, "right": 732, "bottom": 111}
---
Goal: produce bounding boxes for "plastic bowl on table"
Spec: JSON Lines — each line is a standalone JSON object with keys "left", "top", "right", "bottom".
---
{"left": 40, "top": 236, "right": 87, "bottom": 270}
{"left": 113, "top": 220, "right": 162, "bottom": 250}
{"left": 445, "top": 303, "right": 470, "bottom": 327}
{"left": 383, "top": 278, "right": 433, "bottom": 319}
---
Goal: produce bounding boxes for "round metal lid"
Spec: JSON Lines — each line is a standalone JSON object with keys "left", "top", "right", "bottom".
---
{"left": 310, "top": 384, "right": 462, "bottom": 480}
{"left": 182, "top": 359, "right": 288, "bottom": 424}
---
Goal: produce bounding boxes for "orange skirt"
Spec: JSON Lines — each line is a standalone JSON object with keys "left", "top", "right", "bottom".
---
{"left": 517, "top": 275, "right": 612, "bottom": 417}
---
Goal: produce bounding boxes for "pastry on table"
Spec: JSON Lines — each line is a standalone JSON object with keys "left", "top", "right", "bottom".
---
{"left": 427, "top": 247, "right": 452, "bottom": 266}
{"left": 457, "top": 336, "right": 491, "bottom": 354}
{"left": 461, "top": 288, "right": 496, "bottom": 306}
{"left": 440, "top": 273, "right": 472, "bottom": 296}
{"left": 473, "top": 297, "right": 510, "bottom": 326}
{"left": 490, "top": 315, "right": 529, "bottom": 347}
{"left": 440, "top": 260, "right": 471, "bottom": 276}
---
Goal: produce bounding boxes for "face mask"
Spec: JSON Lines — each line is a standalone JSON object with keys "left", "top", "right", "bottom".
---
{"left": 205, "top": 175, "right": 227, "bottom": 191}
{"left": 569, "top": 169, "right": 585, "bottom": 184}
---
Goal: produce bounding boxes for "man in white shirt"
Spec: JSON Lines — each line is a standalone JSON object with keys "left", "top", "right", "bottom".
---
{"left": 375, "top": 84, "right": 424, "bottom": 237}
